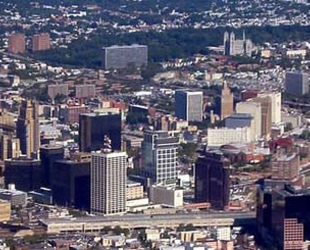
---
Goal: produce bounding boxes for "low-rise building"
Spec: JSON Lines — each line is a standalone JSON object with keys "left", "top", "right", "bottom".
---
{"left": 207, "top": 127, "right": 251, "bottom": 147}
{"left": 0, "top": 186, "right": 27, "bottom": 207}
{"left": 127, "top": 180, "right": 144, "bottom": 200}
{"left": 0, "top": 199, "right": 11, "bottom": 222}
{"left": 150, "top": 183, "right": 183, "bottom": 208}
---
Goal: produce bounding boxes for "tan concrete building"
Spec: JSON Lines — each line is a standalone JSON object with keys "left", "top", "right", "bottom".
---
{"left": 16, "top": 100, "right": 40, "bottom": 157}
{"left": 0, "top": 199, "right": 11, "bottom": 222}
{"left": 258, "top": 92, "right": 281, "bottom": 125}
{"left": 126, "top": 180, "right": 144, "bottom": 200}
{"left": 220, "top": 82, "right": 234, "bottom": 120}
{"left": 0, "top": 133, "right": 20, "bottom": 161}
{"left": 249, "top": 96, "right": 272, "bottom": 138}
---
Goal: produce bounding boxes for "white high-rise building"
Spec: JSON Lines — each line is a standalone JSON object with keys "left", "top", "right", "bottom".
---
{"left": 236, "top": 101, "right": 262, "bottom": 139}
{"left": 91, "top": 150, "right": 127, "bottom": 215}
{"left": 175, "top": 90, "right": 203, "bottom": 122}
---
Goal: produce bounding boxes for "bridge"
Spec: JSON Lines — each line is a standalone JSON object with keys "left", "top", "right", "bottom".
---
{"left": 41, "top": 211, "right": 256, "bottom": 234}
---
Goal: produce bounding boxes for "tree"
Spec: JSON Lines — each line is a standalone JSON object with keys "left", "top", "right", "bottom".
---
{"left": 178, "top": 143, "right": 198, "bottom": 163}
{"left": 177, "top": 223, "right": 196, "bottom": 232}
{"left": 300, "top": 130, "right": 310, "bottom": 140}
{"left": 113, "top": 226, "right": 130, "bottom": 236}
{"left": 284, "top": 122, "right": 293, "bottom": 132}
{"left": 54, "top": 94, "right": 67, "bottom": 104}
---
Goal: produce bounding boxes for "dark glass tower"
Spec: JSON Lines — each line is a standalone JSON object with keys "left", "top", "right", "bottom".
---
{"left": 79, "top": 112, "right": 122, "bottom": 152}
{"left": 4, "top": 157, "right": 42, "bottom": 191}
{"left": 52, "top": 156, "right": 90, "bottom": 210}
{"left": 195, "top": 150, "right": 230, "bottom": 210}
{"left": 40, "top": 144, "right": 64, "bottom": 187}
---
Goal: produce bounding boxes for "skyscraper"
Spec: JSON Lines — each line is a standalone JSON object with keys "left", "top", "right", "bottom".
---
{"left": 285, "top": 71, "right": 309, "bottom": 96}
{"left": 249, "top": 96, "right": 272, "bottom": 138}
{"left": 90, "top": 137, "right": 127, "bottom": 215}
{"left": 175, "top": 90, "right": 203, "bottom": 122}
{"left": 220, "top": 82, "right": 234, "bottom": 120}
{"left": 195, "top": 150, "right": 230, "bottom": 210}
{"left": 283, "top": 218, "right": 304, "bottom": 250}
{"left": 16, "top": 100, "right": 40, "bottom": 158}
{"left": 79, "top": 112, "right": 122, "bottom": 152}
{"left": 257, "top": 92, "right": 282, "bottom": 125}
{"left": 257, "top": 184, "right": 310, "bottom": 249}
{"left": 142, "top": 130, "right": 179, "bottom": 183}
{"left": 8, "top": 33, "right": 25, "bottom": 54}
{"left": 40, "top": 144, "right": 64, "bottom": 187}
{"left": 32, "top": 33, "right": 50, "bottom": 51}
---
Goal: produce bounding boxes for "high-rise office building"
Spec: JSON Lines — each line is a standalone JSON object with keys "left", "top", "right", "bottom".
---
{"left": 249, "top": 96, "right": 272, "bottom": 138}
{"left": 175, "top": 90, "right": 203, "bottom": 122}
{"left": 258, "top": 92, "right": 282, "bottom": 125}
{"left": 40, "top": 144, "right": 64, "bottom": 187}
{"left": 90, "top": 138, "right": 127, "bottom": 215}
{"left": 53, "top": 153, "right": 90, "bottom": 210}
{"left": 4, "top": 157, "right": 41, "bottom": 192}
{"left": 16, "top": 100, "right": 40, "bottom": 157}
{"left": 223, "top": 31, "right": 254, "bottom": 56}
{"left": 8, "top": 33, "right": 25, "bottom": 54}
{"left": 285, "top": 72, "right": 309, "bottom": 96}
{"left": 195, "top": 150, "right": 230, "bottom": 210}
{"left": 257, "top": 184, "right": 310, "bottom": 249}
{"left": 32, "top": 33, "right": 50, "bottom": 51}
{"left": 102, "top": 45, "right": 148, "bottom": 70}
{"left": 142, "top": 130, "right": 179, "bottom": 183}
{"left": 79, "top": 112, "right": 122, "bottom": 152}
{"left": 283, "top": 218, "right": 304, "bottom": 250}
{"left": 220, "top": 82, "right": 234, "bottom": 120}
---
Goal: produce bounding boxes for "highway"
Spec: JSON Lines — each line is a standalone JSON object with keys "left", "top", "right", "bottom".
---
{"left": 41, "top": 211, "right": 256, "bottom": 233}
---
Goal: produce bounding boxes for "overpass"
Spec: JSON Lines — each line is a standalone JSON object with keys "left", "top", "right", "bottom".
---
{"left": 40, "top": 211, "right": 256, "bottom": 234}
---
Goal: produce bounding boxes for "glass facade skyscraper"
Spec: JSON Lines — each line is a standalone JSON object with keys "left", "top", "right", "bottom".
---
{"left": 79, "top": 112, "right": 122, "bottom": 152}
{"left": 175, "top": 90, "right": 203, "bottom": 122}
{"left": 142, "top": 130, "right": 179, "bottom": 183}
